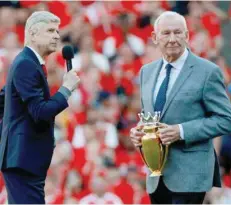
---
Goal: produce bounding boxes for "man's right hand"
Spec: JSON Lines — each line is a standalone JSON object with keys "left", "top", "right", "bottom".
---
{"left": 129, "top": 126, "right": 145, "bottom": 147}
{"left": 62, "top": 70, "right": 80, "bottom": 92}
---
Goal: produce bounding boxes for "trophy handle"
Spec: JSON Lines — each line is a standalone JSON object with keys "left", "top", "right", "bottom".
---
{"left": 138, "top": 146, "right": 150, "bottom": 168}
{"left": 160, "top": 144, "right": 169, "bottom": 172}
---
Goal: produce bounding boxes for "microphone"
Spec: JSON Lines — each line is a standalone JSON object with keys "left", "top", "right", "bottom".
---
{"left": 62, "top": 45, "right": 74, "bottom": 72}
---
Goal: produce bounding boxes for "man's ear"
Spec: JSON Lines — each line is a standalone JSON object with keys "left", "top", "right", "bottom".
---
{"left": 29, "top": 27, "right": 38, "bottom": 37}
{"left": 185, "top": 30, "right": 189, "bottom": 43}
{"left": 29, "top": 28, "right": 38, "bottom": 42}
{"left": 151, "top": 31, "right": 158, "bottom": 45}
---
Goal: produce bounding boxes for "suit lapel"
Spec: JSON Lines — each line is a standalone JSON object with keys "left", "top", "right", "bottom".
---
{"left": 23, "top": 47, "right": 49, "bottom": 89}
{"left": 23, "top": 47, "right": 50, "bottom": 95}
{"left": 160, "top": 52, "right": 195, "bottom": 119}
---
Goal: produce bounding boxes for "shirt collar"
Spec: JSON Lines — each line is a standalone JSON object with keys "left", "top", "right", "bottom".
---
{"left": 26, "top": 46, "right": 45, "bottom": 65}
{"left": 162, "top": 48, "right": 189, "bottom": 70}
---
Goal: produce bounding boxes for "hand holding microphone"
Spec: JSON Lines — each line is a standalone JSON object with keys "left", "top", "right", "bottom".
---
{"left": 61, "top": 45, "right": 80, "bottom": 92}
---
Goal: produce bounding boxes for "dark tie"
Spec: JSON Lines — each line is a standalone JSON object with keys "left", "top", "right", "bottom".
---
{"left": 154, "top": 63, "right": 173, "bottom": 113}
{"left": 42, "top": 64, "right": 47, "bottom": 78}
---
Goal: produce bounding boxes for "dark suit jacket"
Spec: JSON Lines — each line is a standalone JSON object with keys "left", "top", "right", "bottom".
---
{"left": 0, "top": 47, "right": 68, "bottom": 176}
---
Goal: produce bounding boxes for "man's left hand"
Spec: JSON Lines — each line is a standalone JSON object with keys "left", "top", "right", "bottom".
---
{"left": 158, "top": 124, "right": 181, "bottom": 145}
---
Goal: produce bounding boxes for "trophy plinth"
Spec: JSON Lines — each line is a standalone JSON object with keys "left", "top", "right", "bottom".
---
{"left": 137, "top": 111, "right": 169, "bottom": 177}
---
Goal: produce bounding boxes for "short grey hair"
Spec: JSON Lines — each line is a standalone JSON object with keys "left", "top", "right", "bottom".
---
{"left": 154, "top": 11, "right": 187, "bottom": 33}
{"left": 24, "top": 11, "right": 60, "bottom": 46}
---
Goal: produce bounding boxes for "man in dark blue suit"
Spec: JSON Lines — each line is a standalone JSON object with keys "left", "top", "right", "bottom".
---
{"left": 0, "top": 11, "right": 80, "bottom": 204}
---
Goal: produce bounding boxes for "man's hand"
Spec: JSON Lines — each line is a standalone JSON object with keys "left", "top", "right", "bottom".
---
{"left": 62, "top": 70, "right": 80, "bottom": 92}
{"left": 158, "top": 123, "right": 181, "bottom": 145}
{"left": 129, "top": 125, "right": 145, "bottom": 147}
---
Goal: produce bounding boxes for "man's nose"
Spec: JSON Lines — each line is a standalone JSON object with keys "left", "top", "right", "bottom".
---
{"left": 54, "top": 31, "right": 60, "bottom": 39}
{"left": 169, "top": 33, "right": 177, "bottom": 42}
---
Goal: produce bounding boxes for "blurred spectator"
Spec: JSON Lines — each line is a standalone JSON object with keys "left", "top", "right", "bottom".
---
{"left": 79, "top": 174, "right": 123, "bottom": 204}
{"left": 72, "top": 35, "right": 110, "bottom": 73}
{"left": 0, "top": 32, "right": 21, "bottom": 63}
{"left": 63, "top": 169, "right": 90, "bottom": 203}
{"left": 172, "top": 1, "right": 189, "bottom": 16}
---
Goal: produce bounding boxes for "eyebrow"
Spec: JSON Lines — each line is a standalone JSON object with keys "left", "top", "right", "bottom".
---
{"left": 47, "top": 27, "right": 59, "bottom": 32}
{"left": 161, "top": 29, "right": 183, "bottom": 33}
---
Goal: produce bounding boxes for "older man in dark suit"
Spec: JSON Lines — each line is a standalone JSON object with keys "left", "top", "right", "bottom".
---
{"left": 0, "top": 11, "right": 80, "bottom": 204}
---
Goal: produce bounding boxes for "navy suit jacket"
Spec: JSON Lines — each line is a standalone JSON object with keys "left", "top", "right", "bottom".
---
{"left": 0, "top": 47, "right": 68, "bottom": 176}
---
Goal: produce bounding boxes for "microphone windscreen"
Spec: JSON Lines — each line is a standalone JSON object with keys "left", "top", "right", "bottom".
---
{"left": 62, "top": 45, "right": 74, "bottom": 60}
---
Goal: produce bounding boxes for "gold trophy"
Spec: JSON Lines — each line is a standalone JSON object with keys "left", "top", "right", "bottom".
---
{"left": 137, "top": 111, "right": 169, "bottom": 177}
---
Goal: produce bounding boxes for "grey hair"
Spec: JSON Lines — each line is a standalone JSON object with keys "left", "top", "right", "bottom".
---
{"left": 154, "top": 11, "right": 187, "bottom": 33}
{"left": 24, "top": 11, "right": 60, "bottom": 46}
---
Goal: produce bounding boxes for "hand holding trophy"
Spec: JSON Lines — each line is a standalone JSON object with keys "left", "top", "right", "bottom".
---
{"left": 136, "top": 111, "right": 169, "bottom": 177}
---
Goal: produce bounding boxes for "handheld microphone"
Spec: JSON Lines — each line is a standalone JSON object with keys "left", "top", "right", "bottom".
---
{"left": 62, "top": 45, "right": 74, "bottom": 72}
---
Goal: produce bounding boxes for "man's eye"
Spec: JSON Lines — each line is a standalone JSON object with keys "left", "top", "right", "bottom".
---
{"left": 163, "top": 32, "right": 170, "bottom": 35}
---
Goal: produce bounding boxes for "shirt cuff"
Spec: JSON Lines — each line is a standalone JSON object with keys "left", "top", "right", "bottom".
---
{"left": 178, "top": 124, "right": 184, "bottom": 140}
{"left": 58, "top": 86, "right": 72, "bottom": 100}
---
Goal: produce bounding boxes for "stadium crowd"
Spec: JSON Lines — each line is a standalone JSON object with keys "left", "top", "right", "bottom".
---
{"left": 0, "top": 1, "right": 231, "bottom": 204}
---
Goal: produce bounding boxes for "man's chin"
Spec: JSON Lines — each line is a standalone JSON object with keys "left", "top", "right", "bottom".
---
{"left": 48, "top": 47, "right": 57, "bottom": 54}
{"left": 167, "top": 50, "right": 181, "bottom": 58}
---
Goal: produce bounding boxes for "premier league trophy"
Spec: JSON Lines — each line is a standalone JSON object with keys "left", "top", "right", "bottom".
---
{"left": 137, "top": 111, "right": 169, "bottom": 177}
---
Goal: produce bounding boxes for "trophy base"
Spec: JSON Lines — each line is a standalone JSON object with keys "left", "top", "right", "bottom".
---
{"left": 150, "top": 171, "right": 162, "bottom": 177}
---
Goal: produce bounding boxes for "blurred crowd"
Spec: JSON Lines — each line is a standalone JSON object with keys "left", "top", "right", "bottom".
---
{"left": 0, "top": 1, "right": 231, "bottom": 204}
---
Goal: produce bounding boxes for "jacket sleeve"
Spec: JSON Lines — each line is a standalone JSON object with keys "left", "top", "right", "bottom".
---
{"left": 13, "top": 59, "right": 69, "bottom": 123}
{"left": 181, "top": 66, "right": 231, "bottom": 146}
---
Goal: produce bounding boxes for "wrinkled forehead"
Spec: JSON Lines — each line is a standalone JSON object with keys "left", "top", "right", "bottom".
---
{"left": 38, "top": 21, "right": 60, "bottom": 31}
{"left": 44, "top": 21, "right": 59, "bottom": 28}
{"left": 30, "top": 21, "right": 59, "bottom": 30}
{"left": 157, "top": 17, "right": 186, "bottom": 32}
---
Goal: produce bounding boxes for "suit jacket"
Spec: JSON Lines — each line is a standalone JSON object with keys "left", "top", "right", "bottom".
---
{"left": 140, "top": 50, "right": 231, "bottom": 193}
{"left": 0, "top": 47, "right": 69, "bottom": 176}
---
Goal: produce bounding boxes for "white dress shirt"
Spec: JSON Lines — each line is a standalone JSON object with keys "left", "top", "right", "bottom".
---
{"left": 154, "top": 48, "right": 189, "bottom": 139}
{"left": 26, "top": 46, "right": 45, "bottom": 65}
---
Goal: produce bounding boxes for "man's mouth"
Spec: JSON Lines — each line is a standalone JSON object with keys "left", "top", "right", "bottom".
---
{"left": 167, "top": 46, "right": 179, "bottom": 48}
